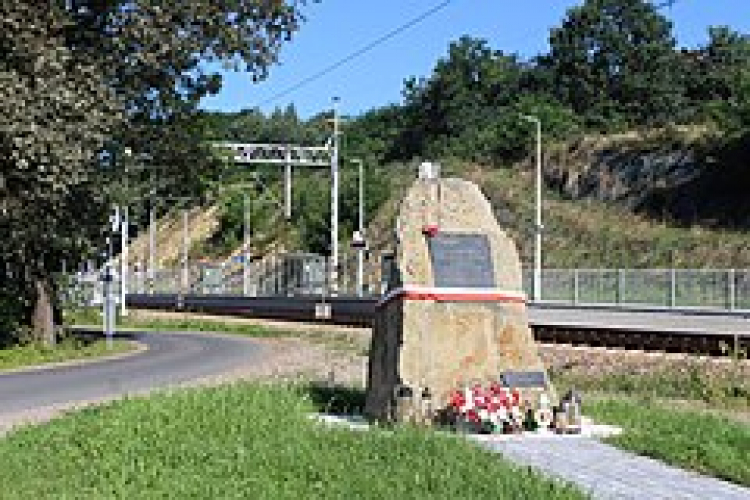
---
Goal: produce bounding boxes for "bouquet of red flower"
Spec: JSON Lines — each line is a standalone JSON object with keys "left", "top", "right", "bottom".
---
{"left": 447, "top": 382, "right": 524, "bottom": 434}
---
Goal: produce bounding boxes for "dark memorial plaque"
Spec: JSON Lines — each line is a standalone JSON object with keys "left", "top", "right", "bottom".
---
{"left": 501, "top": 370, "right": 547, "bottom": 388}
{"left": 428, "top": 233, "right": 495, "bottom": 288}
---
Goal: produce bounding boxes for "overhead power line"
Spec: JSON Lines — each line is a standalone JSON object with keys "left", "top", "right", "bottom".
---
{"left": 255, "top": 0, "right": 454, "bottom": 108}
{"left": 254, "top": 0, "right": 675, "bottom": 108}
{"left": 653, "top": 0, "right": 678, "bottom": 9}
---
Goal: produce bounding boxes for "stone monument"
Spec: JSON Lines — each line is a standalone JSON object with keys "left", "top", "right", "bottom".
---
{"left": 364, "top": 163, "right": 552, "bottom": 425}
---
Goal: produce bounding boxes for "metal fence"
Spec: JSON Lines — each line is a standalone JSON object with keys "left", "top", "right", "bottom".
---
{"left": 71, "top": 264, "right": 750, "bottom": 313}
{"left": 527, "top": 268, "right": 750, "bottom": 312}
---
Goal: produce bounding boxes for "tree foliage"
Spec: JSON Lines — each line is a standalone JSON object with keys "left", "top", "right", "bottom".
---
{"left": 1, "top": 0, "right": 307, "bottom": 342}
{"left": 682, "top": 27, "right": 750, "bottom": 130}
{"left": 344, "top": 1, "right": 749, "bottom": 166}
{"left": 548, "top": 0, "right": 683, "bottom": 128}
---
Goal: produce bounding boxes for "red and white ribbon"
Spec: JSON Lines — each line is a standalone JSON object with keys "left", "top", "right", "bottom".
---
{"left": 378, "top": 285, "right": 526, "bottom": 308}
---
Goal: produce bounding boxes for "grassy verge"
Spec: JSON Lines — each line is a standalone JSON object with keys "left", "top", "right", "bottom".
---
{"left": 552, "top": 363, "right": 750, "bottom": 412}
{"left": 65, "top": 308, "right": 369, "bottom": 355}
{"left": 65, "top": 307, "right": 294, "bottom": 338}
{"left": 0, "top": 383, "right": 585, "bottom": 499}
{"left": 0, "top": 337, "right": 134, "bottom": 372}
{"left": 585, "top": 396, "right": 750, "bottom": 487}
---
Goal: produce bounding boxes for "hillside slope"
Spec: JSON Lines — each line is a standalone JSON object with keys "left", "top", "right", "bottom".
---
{"left": 468, "top": 164, "right": 750, "bottom": 268}
{"left": 123, "top": 134, "right": 750, "bottom": 283}
{"left": 358, "top": 158, "right": 750, "bottom": 272}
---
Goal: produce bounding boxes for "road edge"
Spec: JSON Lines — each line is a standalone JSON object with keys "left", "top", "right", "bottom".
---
{"left": 0, "top": 339, "right": 148, "bottom": 376}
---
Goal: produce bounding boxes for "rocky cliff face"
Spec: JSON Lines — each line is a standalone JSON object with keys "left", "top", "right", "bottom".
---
{"left": 538, "top": 127, "right": 750, "bottom": 228}
{"left": 542, "top": 129, "right": 706, "bottom": 208}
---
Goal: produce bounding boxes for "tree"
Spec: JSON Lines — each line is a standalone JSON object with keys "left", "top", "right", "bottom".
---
{"left": 548, "top": 0, "right": 683, "bottom": 129}
{"left": 682, "top": 27, "right": 750, "bottom": 126}
{"left": 1, "top": 2, "right": 121, "bottom": 344}
{"left": 398, "top": 36, "right": 527, "bottom": 161}
{"left": 344, "top": 105, "right": 407, "bottom": 165}
{"left": 1, "top": 0, "right": 307, "bottom": 344}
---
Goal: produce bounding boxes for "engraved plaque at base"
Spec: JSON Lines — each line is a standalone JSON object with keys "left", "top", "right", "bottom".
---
{"left": 501, "top": 370, "right": 548, "bottom": 388}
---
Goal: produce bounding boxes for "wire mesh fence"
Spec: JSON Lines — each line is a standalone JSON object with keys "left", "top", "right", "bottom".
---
{"left": 70, "top": 261, "right": 750, "bottom": 313}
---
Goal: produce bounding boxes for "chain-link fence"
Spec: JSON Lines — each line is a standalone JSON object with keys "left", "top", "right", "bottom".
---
{"left": 71, "top": 263, "right": 750, "bottom": 313}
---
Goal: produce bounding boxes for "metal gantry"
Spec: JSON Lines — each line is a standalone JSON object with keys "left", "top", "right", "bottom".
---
{"left": 220, "top": 143, "right": 331, "bottom": 166}
{"left": 213, "top": 101, "right": 342, "bottom": 294}
{"left": 215, "top": 142, "right": 332, "bottom": 220}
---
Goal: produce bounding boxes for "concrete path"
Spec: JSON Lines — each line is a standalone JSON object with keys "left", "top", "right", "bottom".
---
{"left": 477, "top": 436, "right": 750, "bottom": 499}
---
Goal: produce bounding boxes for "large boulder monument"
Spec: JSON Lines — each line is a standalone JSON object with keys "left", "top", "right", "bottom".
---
{"left": 365, "top": 163, "right": 558, "bottom": 432}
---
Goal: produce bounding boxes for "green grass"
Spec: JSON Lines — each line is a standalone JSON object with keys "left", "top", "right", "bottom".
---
{"left": 585, "top": 396, "right": 750, "bottom": 487}
{"left": 0, "top": 337, "right": 134, "bottom": 372}
{"left": 65, "top": 307, "right": 293, "bottom": 338}
{"left": 551, "top": 365, "right": 749, "bottom": 485}
{"left": 0, "top": 383, "right": 585, "bottom": 499}
{"left": 551, "top": 364, "right": 750, "bottom": 411}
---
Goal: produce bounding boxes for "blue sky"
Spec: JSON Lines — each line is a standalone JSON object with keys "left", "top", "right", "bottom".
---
{"left": 199, "top": 0, "right": 750, "bottom": 119}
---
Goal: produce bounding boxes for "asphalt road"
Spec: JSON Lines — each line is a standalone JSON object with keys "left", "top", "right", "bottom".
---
{"left": 0, "top": 332, "right": 264, "bottom": 416}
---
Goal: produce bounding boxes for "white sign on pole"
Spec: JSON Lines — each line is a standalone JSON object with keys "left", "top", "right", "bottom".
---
{"left": 110, "top": 205, "right": 120, "bottom": 233}
{"left": 315, "top": 302, "right": 332, "bottom": 320}
{"left": 351, "top": 230, "right": 367, "bottom": 249}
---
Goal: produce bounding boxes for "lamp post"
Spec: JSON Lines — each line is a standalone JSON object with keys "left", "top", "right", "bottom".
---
{"left": 243, "top": 192, "right": 251, "bottom": 296}
{"left": 120, "top": 204, "right": 129, "bottom": 316}
{"left": 351, "top": 158, "right": 365, "bottom": 297}
{"left": 521, "top": 114, "right": 543, "bottom": 302}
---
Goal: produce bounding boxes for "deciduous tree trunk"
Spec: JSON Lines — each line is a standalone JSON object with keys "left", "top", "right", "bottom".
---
{"left": 31, "top": 279, "right": 56, "bottom": 346}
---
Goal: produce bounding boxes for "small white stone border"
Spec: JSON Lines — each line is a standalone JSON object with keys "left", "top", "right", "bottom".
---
{"left": 307, "top": 413, "right": 623, "bottom": 440}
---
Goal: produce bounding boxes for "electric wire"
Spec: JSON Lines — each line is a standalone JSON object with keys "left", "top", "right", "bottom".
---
{"left": 255, "top": 0, "right": 454, "bottom": 107}
{"left": 255, "top": 0, "right": 675, "bottom": 108}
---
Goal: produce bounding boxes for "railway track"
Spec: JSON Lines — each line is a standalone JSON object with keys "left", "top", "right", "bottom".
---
{"left": 126, "top": 294, "right": 750, "bottom": 357}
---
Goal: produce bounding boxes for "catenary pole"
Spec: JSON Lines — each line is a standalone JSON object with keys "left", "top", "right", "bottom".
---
{"left": 182, "top": 209, "right": 189, "bottom": 294}
{"left": 521, "top": 114, "right": 543, "bottom": 302}
{"left": 331, "top": 97, "right": 340, "bottom": 295}
{"left": 284, "top": 148, "right": 292, "bottom": 220}
{"left": 533, "top": 117, "right": 542, "bottom": 302}
{"left": 351, "top": 158, "right": 365, "bottom": 297}
{"left": 244, "top": 193, "right": 250, "bottom": 296}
